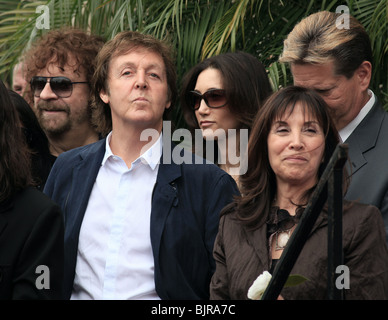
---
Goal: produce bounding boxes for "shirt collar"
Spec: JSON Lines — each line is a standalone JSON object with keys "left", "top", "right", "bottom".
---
{"left": 102, "top": 132, "right": 114, "bottom": 166}
{"left": 339, "top": 89, "right": 375, "bottom": 142}
{"left": 102, "top": 131, "right": 162, "bottom": 170}
{"left": 140, "top": 132, "right": 163, "bottom": 170}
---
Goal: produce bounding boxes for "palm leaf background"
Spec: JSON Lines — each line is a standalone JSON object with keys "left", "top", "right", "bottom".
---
{"left": 1, "top": 0, "right": 387, "bottom": 128}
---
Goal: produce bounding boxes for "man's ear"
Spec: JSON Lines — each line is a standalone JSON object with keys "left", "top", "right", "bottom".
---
{"left": 355, "top": 61, "right": 372, "bottom": 91}
{"left": 165, "top": 100, "right": 171, "bottom": 110}
{"left": 99, "top": 89, "right": 109, "bottom": 104}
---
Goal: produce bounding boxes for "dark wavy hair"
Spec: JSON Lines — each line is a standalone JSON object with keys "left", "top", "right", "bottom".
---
{"left": 223, "top": 86, "right": 347, "bottom": 229}
{"left": 180, "top": 51, "right": 272, "bottom": 163}
{"left": 181, "top": 51, "right": 272, "bottom": 133}
{"left": 0, "top": 80, "right": 32, "bottom": 203}
{"left": 9, "top": 90, "right": 53, "bottom": 190}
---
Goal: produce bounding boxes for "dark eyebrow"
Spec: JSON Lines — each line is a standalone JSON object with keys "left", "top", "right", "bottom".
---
{"left": 272, "top": 120, "right": 320, "bottom": 126}
{"left": 272, "top": 120, "right": 288, "bottom": 126}
{"left": 113, "top": 62, "right": 134, "bottom": 74}
{"left": 304, "top": 120, "right": 320, "bottom": 126}
{"left": 116, "top": 61, "right": 163, "bottom": 71}
{"left": 117, "top": 62, "right": 135, "bottom": 69}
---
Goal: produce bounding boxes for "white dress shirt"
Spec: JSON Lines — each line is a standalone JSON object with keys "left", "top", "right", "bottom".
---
{"left": 339, "top": 89, "right": 375, "bottom": 142}
{"left": 71, "top": 132, "right": 162, "bottom": 300}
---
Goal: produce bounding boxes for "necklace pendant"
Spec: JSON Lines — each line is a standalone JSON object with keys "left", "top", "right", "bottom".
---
{"left": 275, "top": 229, "right": 291, "bottom": 251}
{"left": 278, "top": 232, "right": 289, "bottom": 247}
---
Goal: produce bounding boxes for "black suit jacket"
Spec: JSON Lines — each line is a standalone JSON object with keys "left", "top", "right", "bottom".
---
{"left": 44, "top": 139, "right": 240, "bottom": 299}
{"left": 0, "top": 187, "right": 64, "bottom": 299}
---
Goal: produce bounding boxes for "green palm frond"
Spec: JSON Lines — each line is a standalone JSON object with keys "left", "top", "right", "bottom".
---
{"left": 201, "top": 0, "right": 249, "bottom": 58}
{"left": 1, "top": 0, "right": 387, "bottom": 116}
{"left": 349, "top": 0, "right": 388, "bottom": 105}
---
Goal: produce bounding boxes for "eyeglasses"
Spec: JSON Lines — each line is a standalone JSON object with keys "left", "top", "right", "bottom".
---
{"left": 188, "top": 89, "right": 227, "bottom": 110}
{"left": 30, "top": 76, "right": 89, "bottom": 98}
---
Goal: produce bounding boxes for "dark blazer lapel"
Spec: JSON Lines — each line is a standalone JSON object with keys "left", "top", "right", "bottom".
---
{"left": 345, "top": 100, "right": 384, "bottom": 175}
{"left": 150, "top": 146, "right": 181, "bottom": 299}
{"left": 150, "top": 154, "right": 181, "bottom": 260}
{"left": 63, "top": 140, "right": 106, "bottom": 299}
{"left": 345, "top": 142, "right": 366, "bottom": 176}
{"left": 65, "top": 140, "right": 106, "bottom": 235}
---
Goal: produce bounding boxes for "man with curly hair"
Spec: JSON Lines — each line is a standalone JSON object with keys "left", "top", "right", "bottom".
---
{"left": 24, "top": 28, "right": 105, "bottom": 160}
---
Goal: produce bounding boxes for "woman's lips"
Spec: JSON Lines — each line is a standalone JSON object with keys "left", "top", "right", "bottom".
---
{"left": 200, "top": 120, "right": 215, "bottom": 128}
{"left": 284, "top": 155, "right": 307, "bottom": 163}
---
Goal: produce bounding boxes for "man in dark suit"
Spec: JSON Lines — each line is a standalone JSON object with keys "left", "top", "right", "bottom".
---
{"left": 44, "top": 31, "right": 239, "bottom": 300}
{"left": 279, "top": 11, "right": 388, "bottom": 245}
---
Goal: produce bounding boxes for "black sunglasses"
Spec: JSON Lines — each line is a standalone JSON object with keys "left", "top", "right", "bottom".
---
{"left": 188, "top": 89, "right": 227, "bottom": 110}
{"left": 30, "top": 76, "right": 89, "bottom": 98}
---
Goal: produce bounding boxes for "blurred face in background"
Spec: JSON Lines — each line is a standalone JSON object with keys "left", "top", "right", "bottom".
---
{"left": 12, "top": 62, "right": 28, "bottom": 97}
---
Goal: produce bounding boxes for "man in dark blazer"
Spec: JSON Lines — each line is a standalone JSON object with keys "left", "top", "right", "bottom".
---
{"left": 279, "top": 11, "right": 388, "bottom": 244}
{"left": 44, "top": 31, "right": 239, "bottom": 300}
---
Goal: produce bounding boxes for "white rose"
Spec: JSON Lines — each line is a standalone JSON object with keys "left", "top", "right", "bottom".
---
{"left": 247, "top": 271, "right": 272, "bottom": 300}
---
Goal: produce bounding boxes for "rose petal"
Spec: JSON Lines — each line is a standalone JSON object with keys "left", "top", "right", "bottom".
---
{"left": 247, "top": 271, "right": 272, "bottom": 300}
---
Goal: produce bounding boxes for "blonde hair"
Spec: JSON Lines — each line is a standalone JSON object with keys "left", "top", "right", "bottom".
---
{"left": 279, "top": 11, "right": 372, "bottom": 78}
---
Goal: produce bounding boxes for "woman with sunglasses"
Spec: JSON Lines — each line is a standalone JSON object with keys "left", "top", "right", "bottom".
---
{"left": 0, "top": 80, "right": 64, "bottom": 299}
{"left": 180, "top": 51, "right": 272, "bottom": 184}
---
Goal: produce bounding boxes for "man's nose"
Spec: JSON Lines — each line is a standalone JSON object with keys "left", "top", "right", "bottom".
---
{"left": 135, "top": 73, "right": 147, "bottom": 89}
{"left": 39, "top": 81, "right": 58, "bottom": 100}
